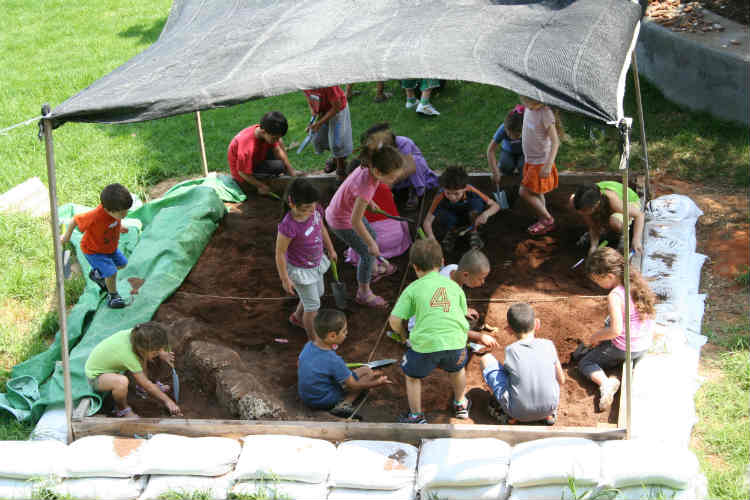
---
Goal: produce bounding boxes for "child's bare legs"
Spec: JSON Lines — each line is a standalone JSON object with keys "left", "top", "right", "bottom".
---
{"left": 450, "top": 367, "right": 467, "bottom": 404}
{"left": 292, "top": 301, "right": 318, "bottom": 341}
{"left": 104, "top": 264, "right": 126, "bottom": 294}
{"left": 96, "top": 373, "right": 139, "bottom": 417}
{"left": 404, "top": 375, "right": 422, "bottom": 413}
{"left": 519, "top": 186, "right": 552, "bottom": 221}
{"left": 588, "top": 369, "right": 607, "bottom": 387}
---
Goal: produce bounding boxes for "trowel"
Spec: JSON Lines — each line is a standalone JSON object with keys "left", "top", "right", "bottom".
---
{"left": 296, "top": 116, "right": 317, "bottom": 154}
{"left": 492, "top": 187, "right": 510, "bottom": 210}
{"left": 346, "top": 359, "right": 397, "bottom": 369}
{"left": 171, "top": 366, "right": 180, "bottom": 403}
{"left": 329, "top": 259, "right": 347, "bottom": 310}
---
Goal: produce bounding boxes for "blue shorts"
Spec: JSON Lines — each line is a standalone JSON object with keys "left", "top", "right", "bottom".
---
{"left": 401, "top": 347, "right": 468, "bottom": 379}
{"left": 84, "top": 250, "right": 128, "bottom": 278}
{"left": 482, "top": 355, "right": 510, "bottom": 413}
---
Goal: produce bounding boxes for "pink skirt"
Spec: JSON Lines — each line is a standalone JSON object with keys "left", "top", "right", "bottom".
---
{"left": 345, "top": 219, "right": 412, "bottom": 266}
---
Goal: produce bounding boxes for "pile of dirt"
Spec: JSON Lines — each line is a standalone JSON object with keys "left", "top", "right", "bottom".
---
{"left": 647, "top": 0, "right": 748, "bottom": 32}
{"left": 141, "top": 183, "right": 623, "bottom": 427}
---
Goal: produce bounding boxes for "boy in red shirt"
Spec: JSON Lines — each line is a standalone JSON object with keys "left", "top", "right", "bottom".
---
{"left": 227, "top": 111, "right": 301, "bottom": 196}
{"left": 303, "top": 86, "right": 354, "bottom": 182}
{"left": 61, "top": 184, "right": 133, "bottom": 308}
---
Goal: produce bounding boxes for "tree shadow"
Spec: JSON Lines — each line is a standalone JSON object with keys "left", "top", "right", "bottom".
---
{"left": 118, "top": 17, "right": 167, "bottom": 46}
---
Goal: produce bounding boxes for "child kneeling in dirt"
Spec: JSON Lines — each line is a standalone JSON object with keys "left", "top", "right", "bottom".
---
{"left": 298, "top": 309, "right": 391, "bottom": 419}
{"left": 85, "top": 322, "right": 182, "bottom": 418}
{"left": 481, "top": 302, "right": 565, "bottom": 425}
{"left": 389, "top": 239, "right": 472, "bottom": 424}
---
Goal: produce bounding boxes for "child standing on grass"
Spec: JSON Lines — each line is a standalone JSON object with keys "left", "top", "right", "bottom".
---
{"left": 579, "top": 247, "right": 655, "bottom": 412}
{"left": 325, "top": 137, "right": 406, "bottom": 308}
{"left": 487, "top": 105, "right": 525, "bottom": 185}
{"left": 422, "top": 166, "right": 499, "bottom": 254}
{"left": 303, "top": 86, "right": 354, "bottom": 182}
{"left": 275, "top": 178, "right": 337, "bottom": 341}
{"left": 60, "top": 183, "right": 133, "bottom": 309}
{"left": 85, "top": 322, "right": 181, "bottom": 418}
{"left": 481, "top": 303, "right": 565, "bottom": 425}
{"left": 298, "top": 309, "right": 392, "bottom": 419}
{"left": 388, "top": 239, "right": 471, "bottom": 424}
{"left": 518, "top": 95, "right": 562, "bottom": 236}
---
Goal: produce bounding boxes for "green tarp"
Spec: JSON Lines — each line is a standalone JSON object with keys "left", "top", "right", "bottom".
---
{"left": 0, "top": 175, "right": 245, "bottom": 422}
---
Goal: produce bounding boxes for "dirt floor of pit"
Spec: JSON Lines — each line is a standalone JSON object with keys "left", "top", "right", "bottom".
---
{"left": 119, "top": 182, "right": 629, "bottom": 426}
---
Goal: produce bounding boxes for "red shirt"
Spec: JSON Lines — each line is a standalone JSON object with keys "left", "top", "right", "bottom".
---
{"left": 365, "top": 184, "right": 399, "bottom": 223}
{"left": 303, "top": 86, "right": 347, "bottom": 115}
{"left": 227, "top": 125, "right": 279, "bottom": 181}
{"left": 74, "top": 205, "right": 121, "bottom": 255}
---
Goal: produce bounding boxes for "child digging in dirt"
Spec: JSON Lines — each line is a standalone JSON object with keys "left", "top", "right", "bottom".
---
{"left": 276, "top": 178, "right": 337, "bottom": 341}
{"left": 422, "top": 166, "right": 499, "bottom": 255}
{"left": 481, "top": 302, "right": 565, "bottom": 425}
{"left": 85, "top": 322, "right": 181, "bottom": 418}
{"left": 579, "top": 247, "right": 655, "bottom": 412}
{"left": 298, "top": 309, "right": 392, "bottom": 419}
{"left": 60, "top": 183, "right": 133, "bottom": 309}
{"left": 389, "top": 239, "right": 472, "bottom": 424}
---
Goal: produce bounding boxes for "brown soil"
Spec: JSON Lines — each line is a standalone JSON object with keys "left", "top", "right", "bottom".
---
{"left": 134, "top": 184, "right": 622, "bottom": 427}
{"left": 647, "top": 0, "right": 749, "bottom": 30}
{"left": 112, "top": 437, "right": 143, "bottom": 458}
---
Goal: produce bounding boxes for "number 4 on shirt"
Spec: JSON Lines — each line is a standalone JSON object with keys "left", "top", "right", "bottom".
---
{"left": 430, "top": 287, "right": 451, "bottom": 312}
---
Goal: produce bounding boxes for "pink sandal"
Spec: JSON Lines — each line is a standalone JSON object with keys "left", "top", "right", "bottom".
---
{"left": 289, "top": 313, "right": 305, "bottom": 330}
{"left": 355, "top": 292, "right": 388, "bottom": 308}
{"left": 528, "top": 218, "right": 556, "bottom": 236}
{"left": 371, "top": 261, "right": 397, "bottom": 283}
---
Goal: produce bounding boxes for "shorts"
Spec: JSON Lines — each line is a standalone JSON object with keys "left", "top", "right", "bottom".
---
{"left": 84, "top": 250, "right": 128, "bottom": 278}
{"left": 401, "top": 347, "right": 469, "bottom": 379}
{"left": 313, "top": 106, "right": 353, "bottom": 158}
{"left": 401, "top": 79, "right": 441, "bottom": 91}
{"left": 521, "top": 162, "right": 558, "bottom": 195}
{"left": 288, "top": 257, "right": 330, "bottom": 312}
{"left": 482, "top": 355, "right": 511, "bottom": 413}
{"left": 87, "top": 375, "right": 102, "bottom": 392}
{"left": 499, "top": 150, "right": 524, "bottom": 176}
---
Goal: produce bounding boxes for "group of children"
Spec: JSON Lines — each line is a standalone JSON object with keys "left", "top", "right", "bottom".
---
{"left": 76, "top": 90, "right": 653, "bottom": 422}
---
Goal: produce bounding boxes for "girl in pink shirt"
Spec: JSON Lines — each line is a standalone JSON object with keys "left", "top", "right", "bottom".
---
{"left": 579, "top": 247, "right": 656, "bottom": 412}
{"left": 325, "top": 138, "right": 406, "bottom": 308}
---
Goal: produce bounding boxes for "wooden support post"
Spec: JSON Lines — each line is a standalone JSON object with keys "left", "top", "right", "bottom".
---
{"left": 631, "top": 51, "right": 651, "bottom": 203}
{"left": 41, "top": 104, "right": 74, "bottom": 444}
{"left": 195, "top": 111, "right": 209, "bottom": 177}
{"left": 620, "top": 123, "right": 633, "bottom": 440}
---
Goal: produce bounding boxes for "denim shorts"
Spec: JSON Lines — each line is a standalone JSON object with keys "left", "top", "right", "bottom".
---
{"left": 401, "top": 347, "right": 469, "bottom": 379}
{"left": 84, "top": 249, "right": 128, "bottom": 278}
{"left": 482, "top": 355, "right": 511, "bottom": 412}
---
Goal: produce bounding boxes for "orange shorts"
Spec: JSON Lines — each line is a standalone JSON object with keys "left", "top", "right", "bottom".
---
{"left": 521, "top": 162, "right": 558, "bottom": 194}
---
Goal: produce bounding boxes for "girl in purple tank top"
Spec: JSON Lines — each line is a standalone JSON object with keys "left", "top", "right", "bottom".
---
{"left": 579, "top": 247, "right": 656, "bottom": 412}
{"left": 276, "top": 179, "right": 337, "bottom": 341}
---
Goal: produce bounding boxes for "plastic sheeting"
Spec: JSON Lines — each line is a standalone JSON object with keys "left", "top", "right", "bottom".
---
{"left": 47, "top": 0, "right": 644, "bottom": 128}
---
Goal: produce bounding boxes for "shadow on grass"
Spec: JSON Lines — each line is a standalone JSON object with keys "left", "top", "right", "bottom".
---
{"left": 117, "top": 17, "right": 167, "bottom": 46}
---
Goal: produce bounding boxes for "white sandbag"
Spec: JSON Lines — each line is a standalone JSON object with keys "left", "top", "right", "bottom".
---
{"left": 29, "top": 403, "right": 69, "bottom": 443}
{"left": 231, "top": 479, "right": 328, "bottom": 499}
{"left": 329, "top": 440, "right": 418, "bottom": 490}
{"left": 140, "top": 434, "right": 241, "bottom": 476}
{"left": 423, "top": 481, "right": 509, "bottom": 500}
{"left": 234, "top": 434, "right": 336, "bottom": 483}
{"left": 615, "top": 473, "right": 707, "bottom": 500}
{"left": 417, "top": 438, "right": 511, "bottom": 489}
{"left": 683, "top": 293, "right": 706, "bottom": 334}
{"left": 56, "top": 476, "right": 147, "bottom": 500}
{"left": 508, "top": 484, "right": 598, "bottom": 500}
{"left": 328, "top": 484, "right": 416, "bottom": 500}
{"left": 643, "top": 219, "right": 697, "bottom": 256}
{"left": 138, "top": 473, "right": 233, "bottom": 500}
{"left": 645, "top": 195, "right": 703, "bottom": 221}
{"left": 0, "top": 477, "right": 36, "bottom": 499}
{"left": 506, "top": 438, "right": 600, "bottom": 488}
{"left": 601, "top": 439, "right": 699, "bottom": 489}
{"left": 65, "top": 436, "right": 145, "bottom": 478}
{"left": 685, "top": 254, "right": 707, "bottom": 295}
{"left": 0, "top": 440, "right": 67, "bottom": 479}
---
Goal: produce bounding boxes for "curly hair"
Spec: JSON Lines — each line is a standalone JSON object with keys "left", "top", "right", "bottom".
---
{"left": 586, "top": 247, "right": 655, "bottom": 317}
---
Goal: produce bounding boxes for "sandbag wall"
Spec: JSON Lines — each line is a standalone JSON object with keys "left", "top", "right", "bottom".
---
{"left": 0, "top": 434, "right": 707, "bottom": 499}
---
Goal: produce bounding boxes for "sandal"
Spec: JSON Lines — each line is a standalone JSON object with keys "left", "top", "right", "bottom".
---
{"left": 527, "top": 218, "right": 556, "bottom": 236}
{"left": 330, "top": 401, "right": 363, "bottom": 420}
{"left": 324, "top": 158, "right": 336, "bottom": 173}
{"left": 289, "top": 313, "right": 305, "bottom": 330}
{"left": 371, "top": 261, "right": 397, "bottom": 283}
{"left": 113, "top": 406, "right": 137, "bottom": 418}
{"left": 355, "top": 292, "right": 388, "bottom": 308}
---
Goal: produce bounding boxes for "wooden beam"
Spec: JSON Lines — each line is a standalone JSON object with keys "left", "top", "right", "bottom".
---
{"left": 73, "top": 418, "right": 625, "bottom": 445}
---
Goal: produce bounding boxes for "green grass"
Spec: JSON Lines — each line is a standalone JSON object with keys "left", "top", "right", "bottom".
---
{"left": 158, "top": 489, "right": 213, "bottom": 500}
{"left": 0, "top": 1, "right": 748, "bottom": 495}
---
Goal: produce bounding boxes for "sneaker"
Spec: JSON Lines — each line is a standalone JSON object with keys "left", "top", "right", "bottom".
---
{"left": 89, "top": 269, "right": 107, "bottom": 293}
{"left": 576, "top": 232, "right": 591, "bottom": 248}
{"left": 599, "top": 376, "right": 621, "bottom": 412}
{"left": 469, "top": 231, "right": 484, "bottom": 250}
{"left": 545, "top": 410, "right": 558, "bottom": 426}
{"left": 405, "top": 98, "right": 418, "bottom": 109}
{"left": 416, "top": 102, "right": 440, "bottom": 116}
{"left": 453, "top": 398, "right": 472, "bottom": 419}
{"left": 107, "top": 292, "right": 127, "bottom": 309}
{"left": 398, "top": 412, "right": 427, "bottom": 424}
{"left": 441, "top": 231, "right": 457, "bottom": 254}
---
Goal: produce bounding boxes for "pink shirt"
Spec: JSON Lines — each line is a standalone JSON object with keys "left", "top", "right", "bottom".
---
{"left": 521, "top": 106, "right": 555, "bottom": 164}
{"left": 278, "top": 205, "right": 325, "bottom": 268}
{"left": 325, "top": 166, "right": 379, "bottom": 230}
{"left": 611, "top": 285, "right": 653, "bottom": 352}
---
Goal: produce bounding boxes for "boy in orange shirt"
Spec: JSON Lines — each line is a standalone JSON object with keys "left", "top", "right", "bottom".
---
{"left": 61, "top": 184, "right": 133, "bottom": 308}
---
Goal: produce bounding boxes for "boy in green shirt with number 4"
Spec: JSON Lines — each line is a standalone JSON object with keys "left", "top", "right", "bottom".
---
{"left": 389, "top": 239, "right": 470, "bottom": 424}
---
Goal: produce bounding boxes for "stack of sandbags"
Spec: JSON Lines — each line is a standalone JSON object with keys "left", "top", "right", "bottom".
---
{"left": 230, "top": 435, "right": 334, "bottom": 499}
{"left": 137, "top": 433, "right": 241, "bottom": 500}
{"left": 600, "top": 440, "right": 707, "bottom": 499}
{"left": 417, "top": 438, "right": 511, "bottom": 500}
{"left": 0, "top": 440, "right": 68, "bottom": 499}
{"left": 506, "top": 438, "right": 601, "bottom": 499}
{"left": 327, "top": 440, "right": 418, "bottom": 499}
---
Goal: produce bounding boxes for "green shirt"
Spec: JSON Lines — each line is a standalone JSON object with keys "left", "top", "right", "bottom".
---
{"left": 391, "top": 271, "right": 469, "bottom": 353}
{"left": 84, "top": 329, "right": 143, "bottom": 379}
{"left": 597, "top": 181, "right": 639, "bottom": 204}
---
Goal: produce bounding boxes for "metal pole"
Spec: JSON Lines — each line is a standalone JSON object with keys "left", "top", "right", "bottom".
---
{"left": 195, "top": 111, "right": 209, "bottom": 177}
{"left": 619, "top": 120, "right": 633, "bottom": 440}
{"left": 631, "top": 51, "right": 651, "bottom": 203}
{"left": 41, "top": 104, "right": 74, "bottom": 443}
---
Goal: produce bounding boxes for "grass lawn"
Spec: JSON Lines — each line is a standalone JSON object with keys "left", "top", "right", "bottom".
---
{"left": 0, "top": 1, "right": 748, "bottom": 496}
